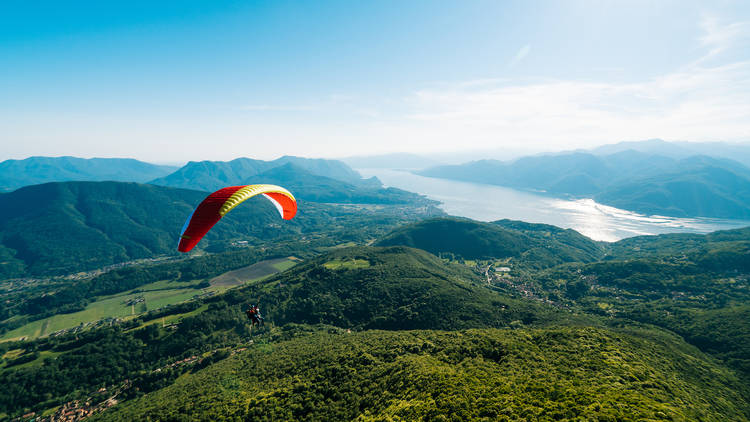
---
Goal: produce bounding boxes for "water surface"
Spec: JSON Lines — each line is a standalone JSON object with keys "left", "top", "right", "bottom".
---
{"left": 359, "top": 168, "right": 750, "bottom": 242}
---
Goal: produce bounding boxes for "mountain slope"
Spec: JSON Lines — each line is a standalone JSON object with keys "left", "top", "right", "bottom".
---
{"left": 242, "top": 246, "right": 549, "bottom": 330}
{"left": 150, "top": 156, "right": 374, "bottom": 191}
{"left": 0, "top": 180, "right": 441, "bottom": 278}
{"left": 375, "top": 217, "right": 604, "bottom": 267}
{"left": 0, "top": 156, "right": 177, "bottom": 192}
{"left": 595, "top": 166, "right": 750, "bottom": 218}
{"left": 418, "top": 152, "right": 750, "bottom": 218}
{"left": 0, "top": 181, "right": 288, "bottom": 276}
{"left": 93, "top": 327, "right": 750, "bottom": 421}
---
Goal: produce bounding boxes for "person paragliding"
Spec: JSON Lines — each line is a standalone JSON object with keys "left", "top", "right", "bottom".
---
{"left": 177, "top": 184, "right": 297, "bottom": 253}
{"left": 245, "top": 304, "right": 264, "bottom": 327}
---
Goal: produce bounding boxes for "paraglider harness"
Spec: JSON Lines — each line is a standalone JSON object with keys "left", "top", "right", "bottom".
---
{"left": 246, "top": 304, "right": 264, "bottom": 327}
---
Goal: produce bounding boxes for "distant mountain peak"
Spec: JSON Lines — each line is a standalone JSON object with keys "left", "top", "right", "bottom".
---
{"left": 0, "top": 156, "right": 178, "bottom": 192}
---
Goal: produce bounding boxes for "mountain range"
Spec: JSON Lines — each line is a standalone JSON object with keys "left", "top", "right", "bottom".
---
{"left": 0, "top": 156, "right": 177, "bottom": 192}
{"left": 418, "top": 150, "right": 750, "bottom": 219}
{"left": 149, "top": 156, "right": 379, "bottom": 191}
{"left": 589, "top": 138, "right": 750, "bottom": 167}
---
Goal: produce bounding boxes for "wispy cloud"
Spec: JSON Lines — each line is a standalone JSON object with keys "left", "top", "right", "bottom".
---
{"left": 508, "top": 44, "right": 531, "bottom": 68}
{"left": 696, "top": 15, "right": 750, "bottom": 63}
{"left": 403, "top": 60, "right": 750, "bottom": 148}
{"left": 394, "top": 20, "right": 750, "bottom": 150}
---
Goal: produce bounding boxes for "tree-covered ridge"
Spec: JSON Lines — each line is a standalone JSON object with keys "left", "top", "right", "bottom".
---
{"left": 374, "top": 218, "right": 750, "bottom": 383}
{"left": 605, "top": 225, "right": 750, "bottom": 260}
{"left": 506, "top": 236, "right": 750, "bottom": 381}
{"left": 375, "top": 217, "right": 605, "bottom": 267}
{"left": 0, "top": 181, "right": 440, "bottom": 278}
{"left": 235, "top": 246, "right": 557, "bottom": 330}
{"left": 417, "top": 151, "right": 750, "bottom": 218}
{"left": 92, "top": 328, "right": 750, "bottom": 422}
{"left": 0, "top": 156, "right": 178, "bottom": 192}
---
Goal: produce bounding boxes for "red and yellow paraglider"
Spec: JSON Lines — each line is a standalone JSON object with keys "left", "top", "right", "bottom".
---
{"left": 178, "top": 184, "right": 297, "bottom": 252}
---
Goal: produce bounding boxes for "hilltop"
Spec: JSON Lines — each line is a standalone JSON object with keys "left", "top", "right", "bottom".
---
{"left": 236, "top": 246, "right": 556, "bottom": 330}
{"left": 375, "top": 217, "right": 605, "bottom": 267}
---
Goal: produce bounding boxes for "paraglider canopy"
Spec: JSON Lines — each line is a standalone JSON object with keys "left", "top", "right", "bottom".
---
{"left": 178, "top": 184, "right": 297, "bottom": 252}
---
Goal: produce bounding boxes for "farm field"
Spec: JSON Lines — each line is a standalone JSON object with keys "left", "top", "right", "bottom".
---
{"left": 209, "top": 257, "right": 297, "bottom": 287}
{"left": 1, "top": 257, "right": 297, "bottom": 341}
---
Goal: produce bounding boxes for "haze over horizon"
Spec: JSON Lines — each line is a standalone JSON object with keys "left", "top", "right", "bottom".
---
{"left": 2, "top": 1, "right": 750, "bottom": 162}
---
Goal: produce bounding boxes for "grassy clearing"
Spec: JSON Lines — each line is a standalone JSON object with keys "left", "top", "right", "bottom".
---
{"left": 322, "top": 258, "right": 371, "bottom": 270}
{"left": 1, "top": 285, "right": 203, "bottom": 341}
{"left": 210, "top": 258, "right": 296, "bottom": 288}
{"left": 137, "top": 304, "right": 210, "bottom": 330}
{"left": 2, "top": 349, "right": 24, "bottom": 360}
{"left": 2, "top": 258, "right": 297, "bottom": 341}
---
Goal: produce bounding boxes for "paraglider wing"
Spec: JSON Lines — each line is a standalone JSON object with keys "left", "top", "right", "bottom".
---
{"left": 177, "top": 184, "right": 297, "bottom": 252}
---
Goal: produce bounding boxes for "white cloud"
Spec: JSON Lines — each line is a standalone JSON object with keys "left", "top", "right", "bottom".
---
{"left": 399, "top": 60, "right": 750, "bottom": 150}
{"left": 386, "top": 17, "right": 750, "bottom": 153}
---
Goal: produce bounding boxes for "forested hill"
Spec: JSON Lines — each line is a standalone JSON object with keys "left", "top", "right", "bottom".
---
{"left": 92, "top": 328, "right": 749, "bottom": 421}
{"left": 0, "top": 181, "right": 437, "bottom": 278}
{"left": 0, "top": 181, "right": 276, "bottom": 277}
{"left": 0, "top": 156, "right": 177, "bottom": 192}
{"left": 3, "top": 238, "right": 750, "bottom": 419}
{"left": 237, "top": 246, "right": 556, "bottom": 330}
{"left": 375, "top": 217, "right": 605, "bottom": 267}
{"left": 417, "top": 151, "right": 750, "bottom": 219}
{"left": 149, "top": 156, "right": 379, "bottom": 191}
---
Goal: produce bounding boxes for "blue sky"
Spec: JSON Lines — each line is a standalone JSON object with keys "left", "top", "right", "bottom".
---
{"left": 1, "top": 0, "right": 749, "bottom": 162}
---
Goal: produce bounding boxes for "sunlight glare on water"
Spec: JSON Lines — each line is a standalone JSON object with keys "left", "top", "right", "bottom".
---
{"left": 358, "top": 169, "right": 750, "bottom": 242}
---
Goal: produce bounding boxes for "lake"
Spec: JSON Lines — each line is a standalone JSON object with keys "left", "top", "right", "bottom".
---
{"left": 358, "top": 168, "right": 750, "bottom": 242}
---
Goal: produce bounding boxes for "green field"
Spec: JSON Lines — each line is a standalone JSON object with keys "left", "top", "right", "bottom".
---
{"left": 322, "top": 258, "right": 371, "bottom": 270}
{"left": 1, "top": 257, "right": 297, "bottom": 341}
{"left": 209, "top": 257, "right": 297, "bottom": 288}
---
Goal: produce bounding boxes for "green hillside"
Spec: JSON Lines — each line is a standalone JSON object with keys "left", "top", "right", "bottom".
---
{"left": 93, "top": 328, "right": 749, "bottom": 422}
{"left": 595, "top": 166, "right": 750, "bottom": 218}
{"left": 605, "top": 225, "right": 750, "bottom": 259}
{"left": 239, "top": 246, "right": 555, "bottom": 330}
{"left": 0, "top": 156, "right": 177, "bottom": 192}
{"left": 375, "top": 217, "right": 604, "bottom": 267}
{"left": 2, "top": 241, "right": 749, "bottom": 420}
{"left": 0, "top": 181, "right": 438, "bottom": 278}
{"left": 0, "top": 181, "right": 281, "bottom": 277}
{"left": 0, "top": 245, "right": 559, "bottom": 418}
{"left": 517, "top": 228, "right": 750, "bottom": 380}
